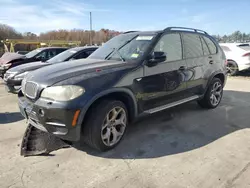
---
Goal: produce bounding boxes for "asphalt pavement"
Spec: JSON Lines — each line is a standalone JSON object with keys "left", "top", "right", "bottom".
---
{"left": 0, "top": 78, "right": 250, "bottom": 188}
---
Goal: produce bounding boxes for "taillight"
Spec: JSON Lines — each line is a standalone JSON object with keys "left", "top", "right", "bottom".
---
{"left": 243, "top": 53, "right": 250, "bottom": 57}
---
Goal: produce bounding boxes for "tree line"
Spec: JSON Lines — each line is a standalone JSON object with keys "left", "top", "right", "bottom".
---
{"left": 212, "top": 31, "right": 250, "bottom": 43}
{"left": 1, "top": 23, "right": 250, "bottom": 54}
{"left": 0, "top": 23, "right": 120, "bottom": 54}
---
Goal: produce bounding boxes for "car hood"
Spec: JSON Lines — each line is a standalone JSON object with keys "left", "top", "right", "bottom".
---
{"left": 8, "top": 61, "right": 50, "bottom": 73}
{"left": 26, "top": 58, "right": 129, "bottom": 86}
{"left": 0, "top": 52, "right": 25, "bottom": 65}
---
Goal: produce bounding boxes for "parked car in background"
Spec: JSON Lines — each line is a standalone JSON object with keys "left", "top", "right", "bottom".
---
{"left": 0, "top": 47, "right": 68, "bottom": 77}
{"left": 19, "top": 27, "right": 227, "bottom": 152}
{"left": 4, "top": 46, "right": 98, "bottom": 93}
{"left": 220, "top": 43, "right": 250, "bottom": 75}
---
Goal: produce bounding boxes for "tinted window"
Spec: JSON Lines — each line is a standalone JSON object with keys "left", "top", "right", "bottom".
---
{"left": 35, "top": 51, "right": 46, "bottom": 59}
{"left": 74, "top": 51, "right": 89, "bottom": 59}
{"left": 56, "top": 49, "right": 67, "bottom": 54}
{"left": 201, "top": 37, "right": 210, "bottom": 55}
{"left": 47, "top": 49, "right": 58, "bottom": 59}
{"left": 183, "top": 33, "right": 203, "bottom": 58}
{"left": 203, "top": 36, "right": 217, "bottom": 54}
{"left": 220, "top": 46, "right": 231, "bottom": 52}
{"left": 47, "top": 49, "right": 79, "bottom": 63}
{"left": 25, "top": 49, "right": 42, "bottom": 58}
{"left": 238, "top": 45, "right": 250, "bottom": 51}
{"left": 154, "top": 33, "right": 182, "bottom": 62}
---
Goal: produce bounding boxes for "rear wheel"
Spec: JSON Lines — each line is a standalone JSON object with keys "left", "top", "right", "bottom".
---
{"left": 197, "top": 78, "right": 223, "bottom": 109}
{"left": 227, "top": 60, "right": 238, "bottom": 76}
{"left": 83, "top": 100, "right": 128, "bottom": 151}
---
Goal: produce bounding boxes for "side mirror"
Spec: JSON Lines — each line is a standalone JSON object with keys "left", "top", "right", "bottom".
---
{"left": 147, "top": 51, "right": 166, "bottom": 67}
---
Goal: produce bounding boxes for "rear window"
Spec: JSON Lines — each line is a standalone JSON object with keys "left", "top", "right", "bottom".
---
{"left": 237, "top": 44, "right": 250, "bottom": 51}
{"left": 220, "top": 46, "right": 231, "bottom": 52}
{"left": 203, "top": 36, "right": 217, "bottom": 54}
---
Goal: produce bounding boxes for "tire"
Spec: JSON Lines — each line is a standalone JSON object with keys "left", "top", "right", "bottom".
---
{"left": 83, "top": 100, "right": 128, "bottom": 151}
{"left": 197, "top": 78, "right": 223, "bottom": 109}
{"left": 227, "top": 60, "right": 238, "bottom": 76}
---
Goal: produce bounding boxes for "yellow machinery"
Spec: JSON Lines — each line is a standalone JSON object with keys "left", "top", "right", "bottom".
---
{"left": 1, "top": 39, "right": 81, "bottom": 53}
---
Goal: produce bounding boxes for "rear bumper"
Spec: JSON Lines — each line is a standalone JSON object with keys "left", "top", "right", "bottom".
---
{"left": 18, "top": 94, "right": 82, "bottom": 141}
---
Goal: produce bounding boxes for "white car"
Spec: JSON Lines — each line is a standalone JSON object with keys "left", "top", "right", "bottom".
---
{"left": 220, "top": 43, "right": 250, "bottom": 75}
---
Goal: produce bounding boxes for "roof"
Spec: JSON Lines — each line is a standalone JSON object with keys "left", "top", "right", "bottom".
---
{"left": 123, "top": 27, "right": 209, "bottom": 36}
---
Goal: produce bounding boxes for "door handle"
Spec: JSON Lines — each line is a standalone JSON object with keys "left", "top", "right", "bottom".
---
{"left": 179, "top": 66, "right": 187, "bottom": 71}
{"left": 209, "top": 60, "right": 214, "bottom": 64}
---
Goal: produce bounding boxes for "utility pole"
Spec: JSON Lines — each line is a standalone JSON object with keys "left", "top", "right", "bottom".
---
{"left": 89, "top": 12, "right": 92, "bottom": 45}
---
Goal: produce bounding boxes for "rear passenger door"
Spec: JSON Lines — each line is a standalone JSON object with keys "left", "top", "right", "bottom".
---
{"left": 182, "top": 33, "right": 208, "bottom": 96}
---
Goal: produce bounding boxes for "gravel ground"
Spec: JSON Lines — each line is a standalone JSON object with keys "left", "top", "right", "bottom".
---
{"left": 1, "top": 78, "right": 250, "bottom": 188}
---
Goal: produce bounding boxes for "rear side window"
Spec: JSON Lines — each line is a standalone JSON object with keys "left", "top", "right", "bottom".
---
{"left": 47, "top": 49, "right": 58, "bottom": 59}
{"left": 182, "top": 33, "right": 203, "bottom": 58}
{"left": 203, "top": 36, "right": 217, "bottom": 54}
{"left": 220, "top": 46, "right": 231, "bottom": 52}
{"left": 154, "top": 33, "right": 182, "bottom": 62}
{"left": 201, "top": 37, "right": 210, "bottom": 55}
{"left": 56, "top": 49, "right": 67, "bottom": 54}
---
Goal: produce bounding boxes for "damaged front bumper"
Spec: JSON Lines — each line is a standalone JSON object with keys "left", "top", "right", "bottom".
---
{"left": 18, "top": 94, "right": 82, "bottom": 142}
{"left": 18, "top": 93, "right": 84, "bottom": 156}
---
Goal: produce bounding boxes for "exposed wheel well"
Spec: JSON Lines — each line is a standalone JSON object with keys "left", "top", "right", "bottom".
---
{"left": 214, "top": 73, "right": 225, "bottom": 85}
{"left": 83, "top": 92, "right": 136, "bottom": 125}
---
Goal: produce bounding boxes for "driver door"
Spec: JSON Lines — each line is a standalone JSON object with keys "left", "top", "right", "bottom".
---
{"left": 139, "top": 33, "right": 188, "bottom": 111}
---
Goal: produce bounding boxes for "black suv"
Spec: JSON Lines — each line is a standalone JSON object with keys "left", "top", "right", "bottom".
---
{"left": 18, "top": 27, "right": 227, "bottom": 151}
{"left": 0, "top": 47, "right": 67, "bottom": 77}
{"left": 4, "top": 46, "right": 98, "bottom": 94}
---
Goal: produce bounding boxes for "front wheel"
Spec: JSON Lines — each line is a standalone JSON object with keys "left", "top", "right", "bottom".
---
{"left": 83, "top": 100, "right": 128, "bottom": 151}
{"left": 197, "top": 78, "right": 223, "bottom": 109}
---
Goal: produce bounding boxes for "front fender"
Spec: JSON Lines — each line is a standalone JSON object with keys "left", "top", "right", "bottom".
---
{"left": 77, "top": 87, "right": 138, "bottom": 127}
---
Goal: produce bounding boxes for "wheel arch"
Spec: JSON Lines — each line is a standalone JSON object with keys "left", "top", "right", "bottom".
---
{"left": 205, "top": 71, "right": 226, "bottom": 93}
{"left": 77, "top": 88, "right": 138, "bottom": 128}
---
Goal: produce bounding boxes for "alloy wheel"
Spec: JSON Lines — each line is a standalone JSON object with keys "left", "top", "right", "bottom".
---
{"left": 101, "top": 107, "right": 127, "bottom": 146}
{"left": 210, "top": 81, "right": 222, "bottom": 106}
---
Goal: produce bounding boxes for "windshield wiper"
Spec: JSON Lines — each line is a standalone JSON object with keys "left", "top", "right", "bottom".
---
{"left": 105, "top": 35, "right": 138, "bottom": 61}
{"left": 113, "top": 48, "right": 125, "bottom": 62}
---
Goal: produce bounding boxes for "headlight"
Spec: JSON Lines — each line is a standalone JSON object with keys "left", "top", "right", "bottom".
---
{"left": 41, "top": 85, "right": 85, "bottom": 101}
{"left": 14, "top": 72, "right": 29, "bottom": 80}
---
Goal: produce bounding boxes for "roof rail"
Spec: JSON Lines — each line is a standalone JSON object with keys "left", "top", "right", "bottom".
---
{"left": 164, "top": 27, "right": 208, "bottom": 35}
{"left": 123, "top": 31, "right": 138, "bottom": 34}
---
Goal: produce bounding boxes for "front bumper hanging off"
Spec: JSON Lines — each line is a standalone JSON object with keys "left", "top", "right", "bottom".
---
{"left": 21, "top": 124, "right": 70, "bottom": 157}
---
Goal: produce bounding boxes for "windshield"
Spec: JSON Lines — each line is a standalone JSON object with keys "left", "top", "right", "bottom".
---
{"left": 89, "top": 33, "right": 155, "bottom": 62}
{"left": 47, "top": 49, "right": 78, "bottom": 63}
{"left": 25, "top": 49, "right": 42, "bottom": 58}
